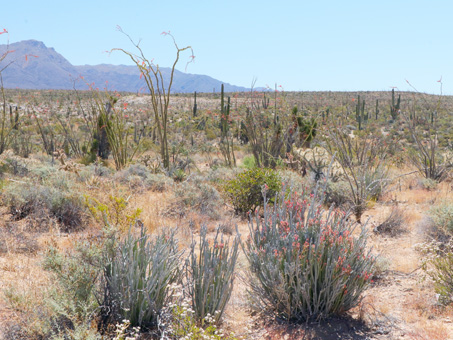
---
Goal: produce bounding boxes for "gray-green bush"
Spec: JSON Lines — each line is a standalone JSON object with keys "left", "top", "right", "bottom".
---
{"left": 185, "top": 225, "right": 239, "bottom": 324}
{"left": 2, "top": 182, "right": 86, "bottom": 232}
{"left": 102, "top": 223, "right": 182, "bottom": 328}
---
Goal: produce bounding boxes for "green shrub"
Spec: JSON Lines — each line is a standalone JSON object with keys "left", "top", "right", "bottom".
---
{"left": 185, "top": 226, "right": 239, "bottom": 324}
{"left": 223, "top": 168, "right": 281, "bottom": 214}
{"left": 241, "top": 155, "right": 256, "bottom": 169}
{"left": 103, "top": 223, "right": 182, "bottom": 328}
{"left": 243, "top": 184, "right": 375, "bottom": 321}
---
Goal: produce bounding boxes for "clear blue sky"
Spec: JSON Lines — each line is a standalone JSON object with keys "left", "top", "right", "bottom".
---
{"left": 1, "top": 1, "right": 451, "bottom": 94}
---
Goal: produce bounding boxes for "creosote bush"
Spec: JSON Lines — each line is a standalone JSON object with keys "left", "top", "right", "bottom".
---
{"left": 2, "top": 181, "right": 86, "bottom": 232}
{"left": 243, "top": 183, "right": 375, "bottom": 322}
{"left": 223, "top": 167, "right": 281, "bottom": 215}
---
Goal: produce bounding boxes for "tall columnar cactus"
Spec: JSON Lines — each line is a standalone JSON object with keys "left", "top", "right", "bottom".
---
{"left": 293, "top": 106, "right": 317, "bottom": 148}
{"left": 193, "top": 91, "right": 197, "bottom": 117}
{"left": 262, "top": 93, "right": 270, "bottom": 109}
{"left": 220, "top": 84, "right": 229, "bottom": 135}
{"left": 390, "top": 88, "right": 401, "bottom": 121}
{"left": 355, "top": 95, "right": 366, "bottom": 130}
{"left": 219, "top": 84, "right": 235, "bottom": 166}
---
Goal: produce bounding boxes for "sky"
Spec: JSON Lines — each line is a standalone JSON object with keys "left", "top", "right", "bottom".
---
{"left": 0, "top": 0, "right": 452, "bottom": 94}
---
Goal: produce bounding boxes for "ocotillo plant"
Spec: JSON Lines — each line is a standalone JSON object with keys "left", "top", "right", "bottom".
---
{"left": 112, "top": 28, "right": 194, "bottom": 169}
{"left": 390, "top": 88, "right": 401, "bottom": 121}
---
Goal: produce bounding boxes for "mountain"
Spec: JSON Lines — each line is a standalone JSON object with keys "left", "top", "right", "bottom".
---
{"left": 0, "top": 40, "right": 248, "bottom": 93}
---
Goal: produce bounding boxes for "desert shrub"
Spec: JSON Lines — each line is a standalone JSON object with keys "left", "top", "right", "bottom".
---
{"left": 277, "top": 169, "right": 309, "bottom": 195}
{"left": 185, "top": 226, "right": 239, "bottom": 324}
{"left": 420, "top": 240, "right": 453, "bottom": 306}
{"left": 429, "top": 200, "right": 453, "bottom": 237}
{"left": 30, "top": 164, "right": 57, "bottom": 181}
{"left": 85, "top": 195, "right": 142, "bottom": 232}
{"left": 173, "top": 176, "right": 224, "bottom": 219}
{"left": 223, "top": 167, "right": 281, "bottom": 214}
{"left": 85, "top": 163, "right": 113, "bottom": 177}
{"left": 324, "top": 179, "right": 350, "bottom": 208}
{"left": 417, "top": 177, "right": 438, "bottom": 191}
{"left": 206, "top": 166, "right": 237, "bottom": 185}
{"left": 114, "top": 164, "right": 173, "bottom": 192}
{"left": 3, "top": 182, "right": 86, "bottom": 232}
{"left": 114, "top": 163, "right": 149, "bottom": 182}
{"left": 427, "top": 245, "right": 453, "bottom": 305}
{"left": 243, "top": 184, "right": 375, "bottom": 321}
{"left": 374, "top": 207, "right": 407, "bottom": 236}
{"left": 0, "top": 156, "right": 30, "bottom": 176}
{"left": 145, "top": 173, "right": 173, "bottom": 192}
{"left": 102, "top": 223, "right": 182, "bottom": 328}
{"left": 43, "top": 242, "right": 103, "bottom": 319}
{"left": 241, "top": 155, "right": 256, "bottom": 169}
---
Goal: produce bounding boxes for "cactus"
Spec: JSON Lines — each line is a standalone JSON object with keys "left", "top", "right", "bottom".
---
{"left": 219, "top": 84, "right": 235, "bottom": 166}
{"left": 355, "top": 95, "right": 366, "bottom": 130}
{"left": 390, "top": 88, "right": 401, "bottom": 121}
{"left": 293, "top": 106, "right": 317, "bottom": 148}
{"left": 193, "top": 91, "right": 197, "bottom": 117}
{"left": 262, "top": 93, "right": 270, "bottom": 109}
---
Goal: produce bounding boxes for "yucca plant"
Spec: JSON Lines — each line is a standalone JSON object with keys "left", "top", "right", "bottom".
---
{"left": 103, "top": 222, "right": 182, "bottom": 328}
{"left": 243, "top": 182, "right": 375, "bottom": 322}
{"left": 185, "top": 225, "right": 239, "bottom": 325}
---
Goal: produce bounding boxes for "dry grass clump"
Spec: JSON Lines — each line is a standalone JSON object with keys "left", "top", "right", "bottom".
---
{"left": 374, "top": 206, "right": 407, "bottom": 236}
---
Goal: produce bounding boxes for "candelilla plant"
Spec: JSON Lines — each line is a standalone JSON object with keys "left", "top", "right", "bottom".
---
{"left": 185, "top": 225, "right": 240, "bottom": 325}
{"left": 243, "top": 182, "right": 376, "bottom": 322}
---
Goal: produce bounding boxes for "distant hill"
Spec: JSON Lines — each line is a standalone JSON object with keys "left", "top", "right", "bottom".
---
{"left": 0, "top": 40, "right": 249, "bottom": 93}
